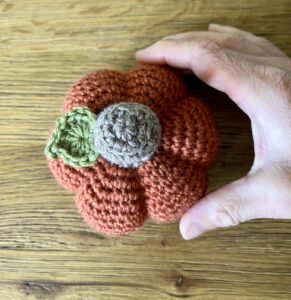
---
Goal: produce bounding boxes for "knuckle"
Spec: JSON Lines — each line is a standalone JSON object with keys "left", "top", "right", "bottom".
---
{"left": 214, "top": 202, "right": 241, "bottom": 228}
{"left": 252, "top": 63, "right": 270, "bottom": 80}
{"left": 193, "top": 39, "right": 221, "bottom": 53}
{"left": 191, "top": 39, "right": 232, "bottom": 66}
{"left": 276, "top": 70, "right": 291, "bottom": 95}
{"left": 212, "top": 187, "right": 245, "bottom": 228}
{"left": 270, "top": 67, "right": 291, "bottom": 100}
{"left": 225, "top": 34, "right": 243, "bottom": 47}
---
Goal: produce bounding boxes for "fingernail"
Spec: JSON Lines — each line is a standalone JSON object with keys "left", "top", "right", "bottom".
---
{"left": 180, "top": 222, "right": 206, "bottom": 240}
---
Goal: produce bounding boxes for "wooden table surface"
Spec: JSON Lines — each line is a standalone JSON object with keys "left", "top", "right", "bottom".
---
{"left": 1, "top": 1, "right": 291, "bottom": 299}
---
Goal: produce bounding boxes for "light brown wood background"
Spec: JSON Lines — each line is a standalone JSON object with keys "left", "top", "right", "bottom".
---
{"left": 1, "top": 0, "right": 291, "bottom": 299}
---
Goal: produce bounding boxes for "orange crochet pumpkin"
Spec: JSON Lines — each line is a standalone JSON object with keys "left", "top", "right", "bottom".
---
{"left": 46, "top": 65, "right": 219, "bottom": 236}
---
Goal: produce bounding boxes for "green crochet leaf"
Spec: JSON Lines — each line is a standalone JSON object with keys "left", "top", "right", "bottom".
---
{"left": 45, "top": 107, "right": 98, "bottom": 168}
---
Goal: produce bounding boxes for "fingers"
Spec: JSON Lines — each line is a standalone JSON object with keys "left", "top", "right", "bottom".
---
{"left": 163, "top": 31, "right": 271, "bottom": 57}
{"left": 179, "top": 167, "right": 291, "bottom": 240}
{"left": 137, "top": 23, "right": 288, "bottom": 72}
{"left": 208, "top": 23, "right": 260, "bottom": 40}
{"left": 242, "top": 55, "right": 291, "bottom": 71}
{"left": 208, "top": 24, "right": 287, "bottom": 57}
{"left": 136, "top": 38, "right": 271, "bottom": 119}
{"left": 136, "top": 39, "right": 240, "bottom": 97}
{"left": 136, "top": 37, "right": 291, "bottom": 124}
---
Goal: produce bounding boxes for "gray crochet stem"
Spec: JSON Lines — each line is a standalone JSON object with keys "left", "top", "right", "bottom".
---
{"left": 93, "top": 102, "right": 161, "bottom": 168}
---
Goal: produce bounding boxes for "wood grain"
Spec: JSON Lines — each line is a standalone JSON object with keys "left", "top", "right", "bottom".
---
{"left": 1, "top": 0, "right": 291, "bottom": 299}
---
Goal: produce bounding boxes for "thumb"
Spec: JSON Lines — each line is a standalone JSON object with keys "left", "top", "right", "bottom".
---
{"left": 179, "top": 169, "right": 291, "bottom": 240}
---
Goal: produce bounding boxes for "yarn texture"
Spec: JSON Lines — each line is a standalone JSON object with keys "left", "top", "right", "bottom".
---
{"left": 46, "top": 107, "right": 98, "bottom": 168}
{"left": 46, "top": 65, "right": 219, "bottom": 236}
{"left": 94, "top": 102, "right": 161, "bottom": 168}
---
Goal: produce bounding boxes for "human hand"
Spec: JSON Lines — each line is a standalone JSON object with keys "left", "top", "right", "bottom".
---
{"left": 136, "top": 24, "right": 291, "bottom": 240}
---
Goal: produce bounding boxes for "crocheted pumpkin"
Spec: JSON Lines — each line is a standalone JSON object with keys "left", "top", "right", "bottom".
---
{"left": 45, "top": 65, "right": 219, "bottom": 236}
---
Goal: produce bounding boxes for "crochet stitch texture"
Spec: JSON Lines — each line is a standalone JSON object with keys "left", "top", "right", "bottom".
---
{"left": 94, "top": 102, "right": 161, "bottom": 168}
{"left": 46, "top": 107, "right": 98, "bottom": 168}
{"left": 46, "top": 65, "right": 219, "bottom": 236}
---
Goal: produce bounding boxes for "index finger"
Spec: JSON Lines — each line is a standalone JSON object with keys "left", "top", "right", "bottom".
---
{"left": 135, "top": 38, "right": 275, "bottom": 120}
